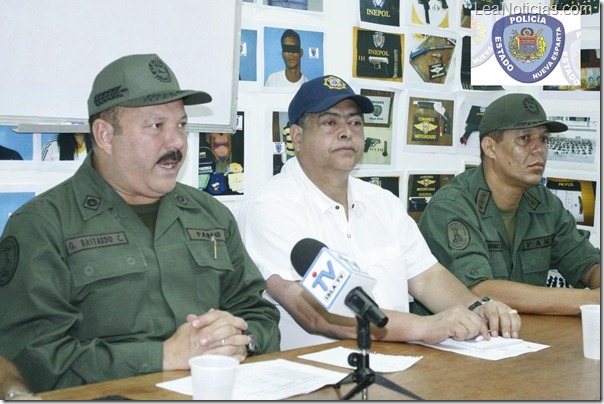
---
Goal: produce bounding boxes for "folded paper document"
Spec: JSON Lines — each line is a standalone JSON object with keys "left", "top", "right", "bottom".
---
{"left": 411, "top": 336, "right": 549, "bottom": 360}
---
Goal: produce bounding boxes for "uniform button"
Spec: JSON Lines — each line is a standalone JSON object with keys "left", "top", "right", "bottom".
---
{"left": 175, "top": 194, "right": 187, "bottom": 204}
{"left": 335, "top": 206, "right": 340, "bottom": 210}
{"left": 470, "top": 270, "right": 478, "bottom": 276}
{"left": 84, "top": 266, "right": 94, "bottom": 276}
{"left": 127, "top": 257, "right": 136, "bottom": 265}
{"left": 140, "top": 363, "right": 150, "bottom": 372}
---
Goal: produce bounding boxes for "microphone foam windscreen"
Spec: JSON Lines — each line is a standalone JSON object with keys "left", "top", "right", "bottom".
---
{"left": 290, "top": 238, "right": 326, "bottom": 276}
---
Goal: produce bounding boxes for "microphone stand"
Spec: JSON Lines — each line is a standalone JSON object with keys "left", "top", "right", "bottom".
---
{"left": 333, "top": 317, "right": 423, "bottom": 400}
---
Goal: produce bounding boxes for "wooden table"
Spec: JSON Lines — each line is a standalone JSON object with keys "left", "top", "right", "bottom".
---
{"left": 39, "top": 314, "right": 600, "bottom": 400}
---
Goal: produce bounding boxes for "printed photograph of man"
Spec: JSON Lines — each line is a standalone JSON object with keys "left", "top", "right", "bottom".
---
{"left": 264, "top": 27, "right": 324, "bottom": 89}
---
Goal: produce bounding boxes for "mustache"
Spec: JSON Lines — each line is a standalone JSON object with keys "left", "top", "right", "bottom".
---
{"left": 157, "top": 149, "right": 183, "bottom": 164}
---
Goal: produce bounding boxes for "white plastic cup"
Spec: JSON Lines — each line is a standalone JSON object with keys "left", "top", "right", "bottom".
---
{"left": 579, "top": 304, "right": 600, "bottom": 360}
{"left": 189, "top": 354, "right": 239, "bottom": 400}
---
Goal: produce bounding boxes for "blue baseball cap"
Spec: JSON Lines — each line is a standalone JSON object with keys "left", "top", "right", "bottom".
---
{"left": 288, "top": 75, "right": 374, "bottom": 125}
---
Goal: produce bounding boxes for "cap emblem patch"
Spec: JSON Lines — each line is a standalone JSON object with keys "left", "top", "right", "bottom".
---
{"left": 149, "top": 57, "right": 172, "bottom": 83}
{"left": 323, "top": 76, "right": 347, "bottom": 90}
{"left": 522, "top": 97, "right": 540, "bottom": 115}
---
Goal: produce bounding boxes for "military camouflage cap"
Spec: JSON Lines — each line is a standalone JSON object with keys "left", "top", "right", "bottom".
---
{"left": 88, "top": 54, "right": 212, "bottom": 116}
{"left": 479, "top": 93, "right": 567, "bottom": 138}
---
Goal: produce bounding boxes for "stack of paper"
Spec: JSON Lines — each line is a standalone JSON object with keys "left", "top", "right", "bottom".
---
{"left": 410, "top": 336, "right": 549, "bottom": 360}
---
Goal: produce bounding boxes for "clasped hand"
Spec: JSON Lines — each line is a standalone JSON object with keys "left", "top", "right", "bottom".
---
{"left": 163, "top": 309, "right": 250, "bottom": 371}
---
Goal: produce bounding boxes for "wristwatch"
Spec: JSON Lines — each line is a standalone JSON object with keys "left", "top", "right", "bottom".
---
{"left": 468, "top": 296, "right": 492, "bottom": 311}
{"left": 244, "top": 331, "right": 256, "bottom": 356}
{"left": 3, "top": 390, "right": 35, "bottom": 401}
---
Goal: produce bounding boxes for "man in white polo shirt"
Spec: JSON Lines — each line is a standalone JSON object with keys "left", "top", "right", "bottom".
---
{"left": 239, "top": 74, "right": 521, "bottom": 350}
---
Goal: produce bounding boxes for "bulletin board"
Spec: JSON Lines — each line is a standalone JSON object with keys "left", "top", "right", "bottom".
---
{"left": 0, "top": 0, "right": 241, "bottom": 133}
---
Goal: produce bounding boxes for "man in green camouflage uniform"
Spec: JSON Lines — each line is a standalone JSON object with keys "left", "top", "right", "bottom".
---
{"left": 0, "top": 54, "right": 280, "bottom": 392}
{"left": 415, "top": 93, "right": 600, "bottom": 317}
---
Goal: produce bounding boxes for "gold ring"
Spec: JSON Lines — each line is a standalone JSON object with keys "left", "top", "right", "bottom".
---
{"left": 508, "top": 309, "right": 518, "bottom": 314}
{"left": 221, "top": 339, "right": 226, "bottom": 346}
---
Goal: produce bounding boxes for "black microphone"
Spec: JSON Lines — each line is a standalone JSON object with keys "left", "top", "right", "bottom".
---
{"left": 290, "top": 238, "right": 388, "bottom": 328}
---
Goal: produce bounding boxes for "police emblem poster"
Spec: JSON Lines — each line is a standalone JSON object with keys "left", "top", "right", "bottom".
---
{"left": 358, "top": 89, "right": 395, "bottom": 165}
{"left": 404, "top": 91, "right": 456, "bottom": 152}
{"left": 406, "top": 172, "right": 458, "bottom": 223}
{"left": 470, "top": 9, "right": 582, "bottom": 87}
{"left": 353, "top": 27, "right": 404, "bottom": 82}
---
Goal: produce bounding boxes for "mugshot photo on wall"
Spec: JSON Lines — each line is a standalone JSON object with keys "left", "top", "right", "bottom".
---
{"left": 264, "top": 26, "right": 324, "bottom": 89}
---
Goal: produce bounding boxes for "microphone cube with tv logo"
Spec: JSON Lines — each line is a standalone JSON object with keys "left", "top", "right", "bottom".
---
{"left": 299, "top": 248, "right": 377, "bottom": 318}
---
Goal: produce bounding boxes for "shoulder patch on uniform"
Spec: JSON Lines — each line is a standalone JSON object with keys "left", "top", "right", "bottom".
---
{"left": 0, "top": 236, "right": 19, "bottom": 286}
{"left": 447, "top": 220, "right": 470, "bottom": 250}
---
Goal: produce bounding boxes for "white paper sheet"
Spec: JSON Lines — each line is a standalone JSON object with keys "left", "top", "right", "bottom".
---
{"left": 298, "top": 346, "right": 423, "bottom": 372}
{"left": 156, "top": 358, "right": 348, "bottom": 400}
{"left": 410, "top": 336, "right": 550, "bottom": 360}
